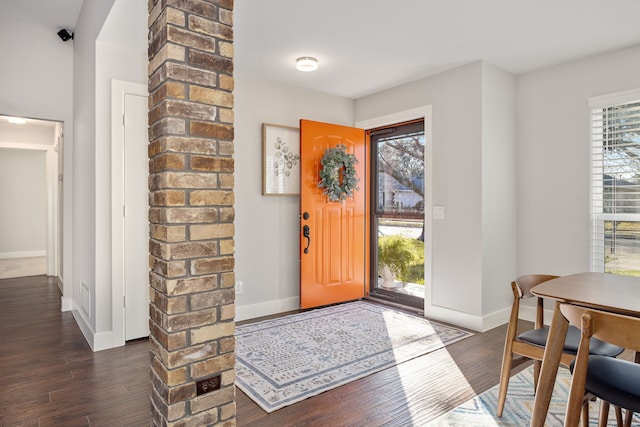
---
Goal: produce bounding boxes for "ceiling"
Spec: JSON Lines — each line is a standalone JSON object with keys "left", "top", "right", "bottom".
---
{"left": 235, "top": 0, "right": 640, "bottom": 98}
{"left": 0, "top": 0, "right": 83, "bottom": 33}
{"left": 1, "top": 0, "right": 640, "bottom": 100}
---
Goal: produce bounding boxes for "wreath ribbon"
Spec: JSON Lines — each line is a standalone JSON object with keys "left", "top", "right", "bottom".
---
{"left": 318, "top": 144, "right": 359, "bottom": 202}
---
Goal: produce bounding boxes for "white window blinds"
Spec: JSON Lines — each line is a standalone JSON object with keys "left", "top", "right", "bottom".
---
{"left": 590, "top": 90, "right": 640, "bottom": 274}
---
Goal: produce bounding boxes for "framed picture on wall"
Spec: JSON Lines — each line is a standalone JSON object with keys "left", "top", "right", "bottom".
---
{"left": 262, "top": 123, "right": 301, "bottom": 196}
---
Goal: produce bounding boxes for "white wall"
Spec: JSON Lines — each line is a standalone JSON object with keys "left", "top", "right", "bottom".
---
{"left": 234, "top": 73, "right": 354, "bottom": 320}
{"left": 71, "top": 0, "right": 116, "bottom": 348}
{"left": 355, "top": 61, "right": 517, "bottom": 331}
{"left": 481, "top": 62, "right": 517, "bottom": 318}
{"left": 516, "top": 45, "right": 640, "bottom": 276}
{"left": 0, "top": 17, "right": 74, "bottom": 295}
{"left": 355, "top": 62, "right": 484, "bottom": 328}
{"left": 67, "top": 0, "right": 147, "bottom": 350}
{"left": 0, "top": 149, "right": 47, "bottom": 256}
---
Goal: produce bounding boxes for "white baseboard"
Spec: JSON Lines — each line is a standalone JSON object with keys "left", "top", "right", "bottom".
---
{"left": 0, "top": 250, "right": 46, "bottom": 259}
{"left": 424, "top": 303, "right": 511, "bottom": 332}
{"left": 236, "top": 297, "right": 300, "bottom": 322}
{"left": 72, "top": 309, "right": 96, "bottom": 350}
{"left": 60, "top": 296, "right": 73, "bottom": 312}
{"left": 236, "top": 296, "right": 511, "bottom": 332}
{"left": 71, "top": 308, "right": 123, "bottom": 351}
{"left": 93, "top": 331, "right": 120, "bottom": 352}
{"left": 481, "top": 306, "right": 512, "bottom": 332}
{"left": 424, "top": 304, "right": 483, "bottom": 331}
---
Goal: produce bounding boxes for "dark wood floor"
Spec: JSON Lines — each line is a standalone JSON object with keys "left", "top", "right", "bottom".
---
{"left": 0, "top": 275, "right": 530, "bottom": 426}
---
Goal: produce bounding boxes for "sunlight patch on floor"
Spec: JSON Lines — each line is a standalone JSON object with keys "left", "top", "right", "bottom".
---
{"left": 395, "top": 347, "right": 476, "bottom": 424}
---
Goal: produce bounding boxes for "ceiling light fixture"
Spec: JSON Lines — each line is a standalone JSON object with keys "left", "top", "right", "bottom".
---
{"left": 296, "top": 56, "right": 318, "bottom": 72}
{"left": 8, "top": 117, "right": 27, "bottom": 125}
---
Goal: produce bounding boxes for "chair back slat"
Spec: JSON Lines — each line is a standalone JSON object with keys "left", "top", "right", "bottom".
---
{"left": 514, "top": 274, "right": 558, "bottom": 299}
{"left": 560, "top": 304, "right": 640, "bottom": 352}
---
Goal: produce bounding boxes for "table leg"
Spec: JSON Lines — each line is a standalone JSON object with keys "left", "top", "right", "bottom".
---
{"left": 530, "top": 301, "right": 569, "bottom": 427}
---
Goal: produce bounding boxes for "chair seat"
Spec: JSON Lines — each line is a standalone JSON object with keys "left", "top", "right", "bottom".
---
{"left": 518, "top": 325, "right": 623, "bottom": 357}
{"left": 574, "top": 355, "right": 640, "bottom": 413}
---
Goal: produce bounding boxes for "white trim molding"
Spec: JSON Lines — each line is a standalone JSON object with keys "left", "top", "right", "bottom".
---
{"left": 236, "top": 297, "right": 300, "bottom": 322}
{"left": 0, "top": 250, "right": 46, "bottom": 259}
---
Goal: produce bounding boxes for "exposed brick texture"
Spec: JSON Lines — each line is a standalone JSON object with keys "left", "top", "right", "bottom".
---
{"left": 148, "top": 0, "right": 235, "bottom": 425}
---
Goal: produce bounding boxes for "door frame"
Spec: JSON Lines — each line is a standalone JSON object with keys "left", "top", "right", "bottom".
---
{"left": 355, "top": 106, "right": 433, "bottom": 308}
{"left": 111, "top": 79, "right": 148, "bottom": 346}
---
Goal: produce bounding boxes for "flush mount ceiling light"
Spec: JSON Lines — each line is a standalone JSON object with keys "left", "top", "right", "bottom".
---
{"left": 296, "top": 56, "right": 318, "bottom": 72}
{"left": 8, "top": 117, "right": 27, "bottom": 124}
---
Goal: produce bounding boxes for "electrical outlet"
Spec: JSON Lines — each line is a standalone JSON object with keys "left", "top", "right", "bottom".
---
{"left": 196, "top": 374, "right": 221, "bottom": 396}
{"left": 236, "top": 281, "right": 243, "bottom": 294}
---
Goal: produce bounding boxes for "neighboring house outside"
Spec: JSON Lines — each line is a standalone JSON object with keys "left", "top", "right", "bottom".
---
{"left": 603, "top": 174, "right": 640, "bottom": 214}
{"left": 378, "top": 172, "right": 424, "bottom": 213}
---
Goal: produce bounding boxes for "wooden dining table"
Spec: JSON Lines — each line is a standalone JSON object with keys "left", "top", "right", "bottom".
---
{"left": 529, "top": 272, "right": 640, "bottom": 427}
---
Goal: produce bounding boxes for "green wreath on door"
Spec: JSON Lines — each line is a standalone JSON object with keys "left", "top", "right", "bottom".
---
{"left": 317, "top": 144, "right": 359, "bottom": 202}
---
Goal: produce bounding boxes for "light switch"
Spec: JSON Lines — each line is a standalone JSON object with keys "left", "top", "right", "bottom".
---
{"left": 433, "top": 205, "right": 445, "bottom": 220}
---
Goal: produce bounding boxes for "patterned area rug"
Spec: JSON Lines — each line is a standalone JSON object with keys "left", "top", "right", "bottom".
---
{"left": 235, "top": 301, "right": 474, "bottom": 413}
{"left": 427, "top": 365, "right": 640, "bottom": 426}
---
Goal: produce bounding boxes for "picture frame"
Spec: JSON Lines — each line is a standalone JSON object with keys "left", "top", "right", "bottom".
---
{"left": 262, "top": 123, "right": 301, "bottom": 196}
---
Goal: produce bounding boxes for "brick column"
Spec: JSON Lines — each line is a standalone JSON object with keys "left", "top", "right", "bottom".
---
{"left": 147, "top": 1, "right": 235, "bottom": 425}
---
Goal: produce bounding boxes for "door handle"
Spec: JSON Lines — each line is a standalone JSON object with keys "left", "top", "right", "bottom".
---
{"left": 303, "top": 225, "right": 311, "bottom": 254}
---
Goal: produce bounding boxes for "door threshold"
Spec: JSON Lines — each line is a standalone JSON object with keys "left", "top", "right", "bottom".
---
{"left": 364, "top": 295, "right": 424, "bottom": 316}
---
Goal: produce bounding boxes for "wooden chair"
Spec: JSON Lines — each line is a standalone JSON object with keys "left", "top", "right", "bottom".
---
{"left": 560, "top": 304, "right": 640, "bottom": 427}
{"left": 496, "top": 275, "right": 624, "bottom": 418}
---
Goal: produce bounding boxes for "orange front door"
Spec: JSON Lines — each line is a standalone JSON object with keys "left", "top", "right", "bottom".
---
{"left": 299, "top": 119, "right": 369, "bottom": 309}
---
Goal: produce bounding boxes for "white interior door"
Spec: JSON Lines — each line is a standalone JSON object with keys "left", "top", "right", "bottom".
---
{"left": 124, "top": 92, "right": 149, "bottom": 340}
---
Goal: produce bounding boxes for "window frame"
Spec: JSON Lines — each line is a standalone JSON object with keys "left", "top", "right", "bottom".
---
{"left": 589, "top": 89, "right": 640, "bottom": 273}
{"left": 369, "top": 119, "right": 426, "bottom": 309}
{"left": 372, "top": 119, "right": 425, "bottom": 219}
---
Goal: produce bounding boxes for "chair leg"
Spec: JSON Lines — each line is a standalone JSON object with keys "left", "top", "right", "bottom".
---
{"left": 496, "top": 353, "right": 514, "bottom": 417}
{"left": 533, "top": 359, "right": 541, "bottom": 392}
{"left": 610, "top": 405, "right": 625, "bottom": 427}
{"left": 581, "top": 399, "right": 590, "bottom": 427}
{"left": 598, "top": 400, "right": 611, "bottom": 427}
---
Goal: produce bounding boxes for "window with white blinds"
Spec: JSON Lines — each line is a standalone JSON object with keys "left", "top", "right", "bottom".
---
{"left": 590, "top": 90, "right": 640, "bottom": 275}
